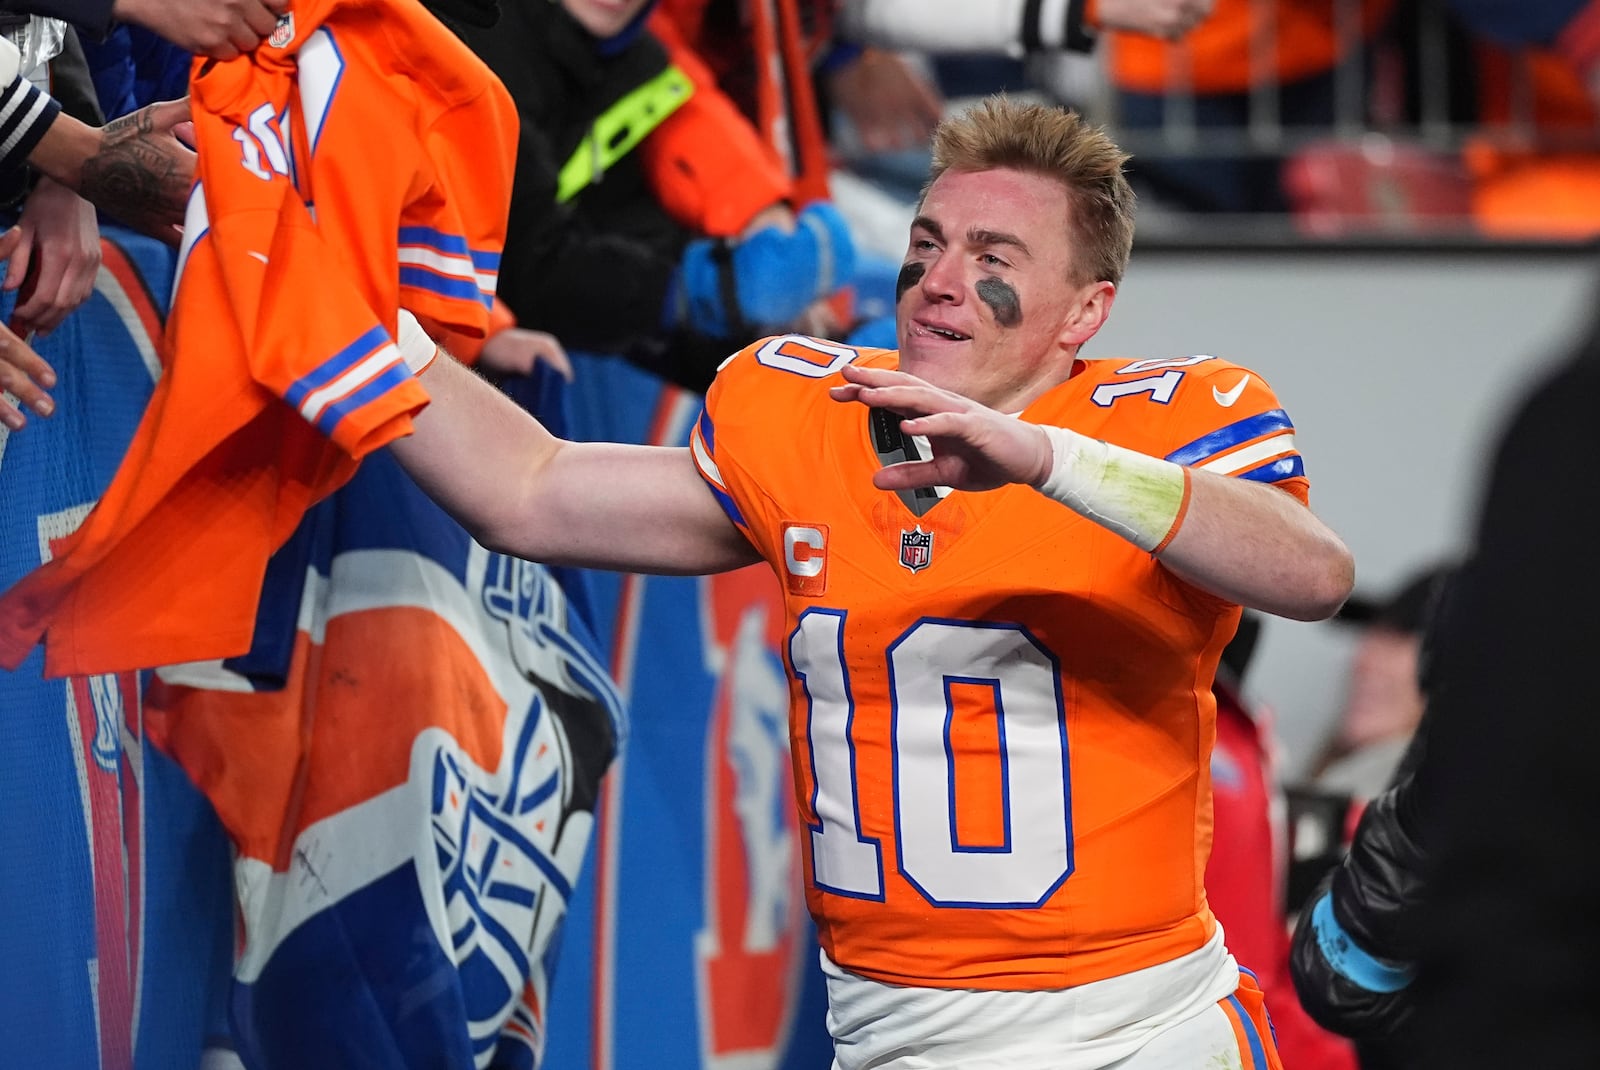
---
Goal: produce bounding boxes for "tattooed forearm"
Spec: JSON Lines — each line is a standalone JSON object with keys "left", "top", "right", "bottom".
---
{"left": 78, "top": 104, "right": 194, "bottom": 241}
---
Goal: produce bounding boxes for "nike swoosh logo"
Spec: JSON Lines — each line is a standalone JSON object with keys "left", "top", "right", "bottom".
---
{"left": 1213, "top": 374, "right": 1250, "bottom": 407}
{"left": 247, "top": 251, "right": 269, "bottom": 265}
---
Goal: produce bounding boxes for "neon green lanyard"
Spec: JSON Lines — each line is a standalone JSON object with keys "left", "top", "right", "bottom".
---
{"left": 556, "top": 64, "right": 695, "bottom": 204}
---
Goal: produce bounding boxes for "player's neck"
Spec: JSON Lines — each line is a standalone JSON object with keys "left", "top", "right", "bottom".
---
{"left": 990, "top": 357, "right": 1084, "bottom": 414}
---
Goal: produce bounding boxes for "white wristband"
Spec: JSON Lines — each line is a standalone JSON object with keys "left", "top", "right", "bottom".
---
{"left": 396, "top": 308, "right": 440, "bottom": 375}
{"left": 1033, "top": 424, "right": 1190, "bottom": 552}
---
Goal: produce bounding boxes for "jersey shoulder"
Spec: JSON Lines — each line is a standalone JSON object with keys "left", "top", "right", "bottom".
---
{"left": 1070, "top": 354, "right": 1288, "bottom": 430}
{"left": 694, "top": 335, "right": 885, "bottom": 526}
{"left": 1074, "top": 353, "right": 1264, "bottom": 390}
{"left": 1070, "top": 354, "right": 1308, "bottom": 500}
{"left": 705, "top": 334, "right": 887, "bottom": 423}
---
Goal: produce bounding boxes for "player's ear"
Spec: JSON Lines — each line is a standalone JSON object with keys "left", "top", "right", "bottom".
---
{"left": 1060, "top": 280, "right": 1115, "bottom": 347}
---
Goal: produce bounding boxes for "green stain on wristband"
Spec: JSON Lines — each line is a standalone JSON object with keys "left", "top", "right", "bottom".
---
{"left": 1099, "top": 449, "right": 1186, "bottom": 539}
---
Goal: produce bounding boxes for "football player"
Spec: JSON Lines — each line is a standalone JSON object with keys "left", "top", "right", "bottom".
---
{"left": 390, "top": 95, "right": 1354, "bottom": 1069}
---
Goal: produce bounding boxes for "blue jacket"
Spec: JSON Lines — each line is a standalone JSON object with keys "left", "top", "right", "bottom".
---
{"left": 78, "top": 25, "right": 189, "bottom": 119}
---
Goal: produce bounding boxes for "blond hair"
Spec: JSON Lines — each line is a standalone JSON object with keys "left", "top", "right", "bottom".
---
{"left": 926, "top": 96, "right": 1136, "bottom": 286}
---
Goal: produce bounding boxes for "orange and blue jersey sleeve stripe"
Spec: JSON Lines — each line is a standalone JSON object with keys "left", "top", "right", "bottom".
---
{"left": 1220, "top": 992, "right": 1272, "bottom": 1069}
{"left": 690, "top": 409, "right": 749, "bottom": 531}
{"left": 398, "top": 226, "right": 499, "bottom": 310}
{"left": 284, "top": 324, "right": 412, "bottom": 448}
{"left": 1165, "top": 409, "right": 1304, "bottom": 484}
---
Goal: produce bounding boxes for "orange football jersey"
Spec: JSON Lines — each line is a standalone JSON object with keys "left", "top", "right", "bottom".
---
{"left": 0, "top": 0, "right": 516, "bottom": 676}
{"left": 692, "top": 336, "right": 1311, "bottom": 991}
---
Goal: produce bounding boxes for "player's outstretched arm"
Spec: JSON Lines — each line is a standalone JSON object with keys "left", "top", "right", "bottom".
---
{"left": 832, "top": 363, "right": 1354, "bottom": 621}
{"left": 1153, "top": 468, "right": 1353, "bottom": 620}
{"left": 391, "top": 348, "right": 759, "bottom": 576}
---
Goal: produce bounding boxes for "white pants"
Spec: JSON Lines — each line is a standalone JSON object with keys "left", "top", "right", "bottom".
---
{"left": 824, "top": 927, "right": 1263, "bottom": 1070}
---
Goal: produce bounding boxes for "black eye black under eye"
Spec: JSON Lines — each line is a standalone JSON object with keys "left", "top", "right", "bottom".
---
{"left": 895, "top": 262, "right": 927, "bottom": 301}
{"left": 975, "top": 277, "right": 1022, "bottom": 328}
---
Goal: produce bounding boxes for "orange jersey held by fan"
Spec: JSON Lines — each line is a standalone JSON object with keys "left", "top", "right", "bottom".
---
{"left": 691, "top": 335, "right": 1311, "bottom": 991}
{"left": 0, "top": 0, "right": 516, "bottom": 676}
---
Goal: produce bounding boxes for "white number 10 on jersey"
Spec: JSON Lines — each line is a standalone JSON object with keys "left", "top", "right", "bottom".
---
{"left": 791, "top": 610, "right": 1075, "bottom": 908}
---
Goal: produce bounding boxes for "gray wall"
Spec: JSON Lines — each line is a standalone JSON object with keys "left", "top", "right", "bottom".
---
{"left": 1093, "top": 245, "right": 1598, "bottom": 777}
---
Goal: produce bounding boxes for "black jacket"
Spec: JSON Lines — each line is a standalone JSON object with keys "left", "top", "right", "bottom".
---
{"left": 1288, "top": 724, "right": 1431, "bottom": 1060}
{"left": 1404, "top": 333, "right": 1600, "bottom": 1068}
{"left": 1290, "top": 307, "right": 1600, "bottom": 1069}
{"left": 437, "top": 0, "right": 740, "bottom": 391}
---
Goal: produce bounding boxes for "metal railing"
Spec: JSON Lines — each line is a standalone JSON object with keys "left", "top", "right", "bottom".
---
{"left": 1021, "top": 0, "right": 1600, "bottom": 240}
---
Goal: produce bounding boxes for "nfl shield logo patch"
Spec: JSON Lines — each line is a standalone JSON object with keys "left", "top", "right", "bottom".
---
{"left": 269, "top": 13, "right": 295, "bottom": 48}
{"left": 899, "top": 526, "right": 934, "bottom": 573}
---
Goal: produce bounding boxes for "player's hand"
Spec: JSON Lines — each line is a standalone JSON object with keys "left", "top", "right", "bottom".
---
{"left": 5, "top": 177, "right": 102, "bottom": 338}
{"left": 0, "top": 308, "right": 57, "bottom": 431}
{"left": 112, "top": 0, "right": 289, "bottom": 60}
{"left": 1097, "top": 0, "right": 1213, "bottom": 40}
{"left": 477, "top": 327, "right": 574, "bottom": 381}
{"left": 828, "top": 364, "right": 1053, "bottom": 492}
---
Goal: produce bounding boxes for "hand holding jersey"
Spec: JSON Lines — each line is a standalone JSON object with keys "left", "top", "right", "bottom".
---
{"left": 0, "top": 30, "right": 195, "bottom": 246}
{"left": 110, "top": 0, "right": 288, "bottom": 60}
{"left": 74, "top": 99, "right": 197, "bottom": 246}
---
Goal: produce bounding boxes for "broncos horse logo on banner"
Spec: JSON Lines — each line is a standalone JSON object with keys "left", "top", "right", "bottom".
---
{"left": 695, "top": 566, "right": 809, "bottom": 1069}
{"left": 430, "top": 680, "right": 613, "bottom": 1056}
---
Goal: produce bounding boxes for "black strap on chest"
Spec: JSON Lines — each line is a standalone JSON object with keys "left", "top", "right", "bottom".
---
{"left": 869, "top": 407, "right": 940, "bottom": 517}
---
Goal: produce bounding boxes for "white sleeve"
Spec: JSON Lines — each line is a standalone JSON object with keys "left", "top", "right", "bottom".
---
{"left": 0, "top": 35, "right": 19, "bottom": 87}
{"left": 837, "top": 0, "right": 1084, "bottom": 56}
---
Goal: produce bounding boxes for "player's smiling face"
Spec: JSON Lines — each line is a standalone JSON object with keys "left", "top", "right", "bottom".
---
{"left": 895, "top": 167, "right": 1114, "bottom": 412}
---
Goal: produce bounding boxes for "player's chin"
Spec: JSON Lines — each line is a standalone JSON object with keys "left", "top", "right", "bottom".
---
{"left": 894, "top": 350, "right": 945, "bottom": 385}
